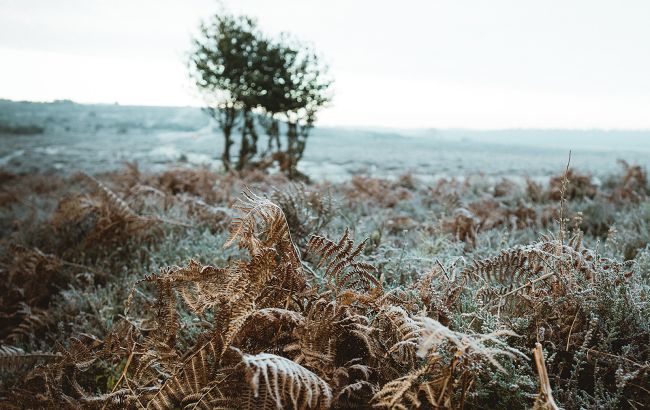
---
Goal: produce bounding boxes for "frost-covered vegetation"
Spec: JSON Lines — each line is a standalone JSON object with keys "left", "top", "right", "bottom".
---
{"left": 0, "top": 159, "right": 649, "bottom": 409}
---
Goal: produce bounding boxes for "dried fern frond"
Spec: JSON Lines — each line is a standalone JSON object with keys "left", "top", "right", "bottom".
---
{"left": 345, "top": 176, "right": 412, "bottom": 208}
{"left": 78, "top": 172, "right": 138, "bottom": 219}
{"left": 330, "top": 359, "right": 375, "bottom": 407}
{"left": 4, "top": 245, "right": 61, "bottom": 304}
{"left": 0, "top": 247, "right": 62, "bottom": 342}
{"left": 4, "top": 305, "right": 53, "bottom": 343}
{"left": 182, "top": 348, "right": 334, "bottom": 410}
{"left": 333, "top": 379, "right": 376, "bottom": 408}
{"left": 12, "top": 335, "right": 115, "bottom": 407}
{"left": 79, "top": 389, "right": 134, "bottom": 408}
{"left": 284, "top": 299, "right": 339, "bottom": 372}
{"left": 374, "top": 318, "right": 522, "bottom": 409}
{"left": 463, "top": 237, "right": 612, "bottom": 298}
{"left": 142, "top": 254, "right": 276, "bottom": 354}
{"left": 609, "top": 159, "right": 649, "bottom": 203}
{"left": 442, "top": 207, "right": 479, "bottom": 248}
{"left": 234, "top": 308, "right": 305, "bottom": 353}
{"left": 463, "top": 244, "right": 545, "bottom": 286}
{"left": 272, "top": 183, "right": 335, "bottom": 245}
{"left": 225, "top": 188, "right": 305, "bottom": 291}
{"left": 52, "top": 173, "right": 156, "bottom": 249}
{"left": 233, "top": 347, "right": 332, "bottom": 410}
{"left": 146, "top": 240, "right": 300, "bottom": 408}
{"left": 132, "top": 336, "right": 180, "bottom": 387}
{"left": 308, "top": 228, "right": 380, "bottom": 293}
{"left": 142, "top": 259, "right": 226, "bottom": 313}
{"left": 284, "top": 299, "right": 374, "bottom": 380}
{"left": 464, "top": 233, "right": 626, "bottom": 316}
{"left": 374, "top": 306, "right": 421, "bottom": 367}
{"left": 154, "top": 167, "right": 221, "bottom": 202}
{"left": 372, "top": 365, "right": 428, "bottom": 410}
{"left": 415, "top": 316, "right": 523, "bottom": 372}
{"left": 0, "top": 345, "right": 57, "bottom": 373}
{"left": 225, "top": 188, "right": 290, "bottom": 252}
{"left": 146, "top": 339, "right": 219, "bottom": 410}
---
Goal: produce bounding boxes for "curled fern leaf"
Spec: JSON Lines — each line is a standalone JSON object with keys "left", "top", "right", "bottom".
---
{"left": 235, "top": 347, "right": 332, "bottom": 409}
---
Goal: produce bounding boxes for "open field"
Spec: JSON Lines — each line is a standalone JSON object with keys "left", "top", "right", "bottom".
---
{"left": 0, "top": 101, "right": 649, "bottom": 409}
{"left": 2, "top": 100, "right": 650, "bottom": 181}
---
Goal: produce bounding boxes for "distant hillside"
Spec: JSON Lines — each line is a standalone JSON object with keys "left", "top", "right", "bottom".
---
{"left": 408, "top": 128, "right": 650, "bottom": 153}
{"left": 1, "top": 99, "right": 649, "bottom": 180}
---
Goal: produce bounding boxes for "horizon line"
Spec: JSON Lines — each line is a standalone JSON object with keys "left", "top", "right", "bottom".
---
{"left": 3, "top": 98, "right": 650, "bottom": 133}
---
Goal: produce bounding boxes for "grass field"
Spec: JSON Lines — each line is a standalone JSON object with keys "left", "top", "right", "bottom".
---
{"left": 1, "top": 101, "right": 649, "bottom": 409}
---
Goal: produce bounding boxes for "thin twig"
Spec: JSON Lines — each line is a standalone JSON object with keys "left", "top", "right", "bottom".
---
{"left": 566, "top": 310, "right": 580, "bottom": 351}
{"left": 558, "top": 151, "right": 572, "bottom": 245}
{"left": 583, "top": 347, "right": 647, "bottom": 368}
{"left": 102, "top": 343, "right": 136, "bottom": 410}
{"left": 435, "top": 259, "right": 450, "bottom": 281}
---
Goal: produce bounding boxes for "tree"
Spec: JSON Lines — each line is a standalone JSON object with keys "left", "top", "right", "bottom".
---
{"left": 278, "top": 43, "right": 332, "bottom": 177}
{"left": 189, "top": 12, "right": 332, "bottom": 177}
{"left": 190, "top": 14, "right": 261, "bottom": 170}
{"left": 254, "top": 37, "right": 332, "bottom": 177}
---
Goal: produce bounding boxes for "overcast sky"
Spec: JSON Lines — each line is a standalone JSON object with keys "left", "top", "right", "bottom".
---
{"left": 1, "top": 0, "right": 649, "bottom": 129}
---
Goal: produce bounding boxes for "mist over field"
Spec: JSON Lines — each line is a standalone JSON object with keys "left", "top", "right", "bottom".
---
{"left": 3, "top": 100, "right": 649, "bottom": 182}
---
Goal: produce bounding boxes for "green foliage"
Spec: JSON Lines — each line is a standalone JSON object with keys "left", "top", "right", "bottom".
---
{"left": 189, "top": 11, "right": 332, "bottom": 175}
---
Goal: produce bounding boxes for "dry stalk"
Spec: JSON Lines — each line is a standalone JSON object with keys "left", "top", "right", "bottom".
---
{"left": 533, "top": 343, "right": 559, "bottom": 410}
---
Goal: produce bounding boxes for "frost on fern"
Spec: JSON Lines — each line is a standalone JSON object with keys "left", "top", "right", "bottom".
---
{"left": 308, "top": 227, "right": 381, "bottom": 296}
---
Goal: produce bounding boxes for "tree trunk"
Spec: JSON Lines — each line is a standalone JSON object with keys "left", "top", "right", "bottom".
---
{"left": 237, "top": 130, "right": 249, "bottom": 171}
{"left": 237, "top": 109, "right": 254, "bottom": 171}
{"left": 286, "top": 121, "right": 299, "bottom": 178}
{"left": 246, "top": 112, "right": 258, "bottom": 157}
{"left": 208, "top": 105, "right": 236, "bottom": 171}
{"left": 222, "top": 128, "right": 233, "bottom": 170}
{"left": 265, "top": 117, "right": 280, "bottom": 153}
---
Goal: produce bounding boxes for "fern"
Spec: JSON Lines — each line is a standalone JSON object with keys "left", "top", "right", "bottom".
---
{"left": 272, "top": 183, "right": 335, "bottom": 246}
{"left": 232, "top": 347, "right": 333, "bottom": 409}
{"left": 78, "top": 172, "right": 138, "bottom": 219}
{"left": 0, "top": 345, "right": 57, "bottom": 373}
{"left": 225, "top": 187, "right": 305, "bottom": 292}
{"left": 147, "top": 189, "right": 313, "bottom": 408}
{"left": 308, "top": 228, "right": 380, "bottom": 294}
{"left": 374, "top": 306, "right": 421, "bottom": 368}
{"left": 284, "top": 298, "right": 375, "bottom": 388}
{"left": 373, "top": 317, "right": 523, "bottom": 409}
{"left": 175, "top": 348, "right": 333, "bottom": 410}
{"left": 463, "top": 236, "right": 614, "bottom": 293}
{"left": 7, "top": 175, "right": 648, "bottom": 409}
{"left": 372, "top": 365, "right": 427, "bottom": 410}
{"left": 146, "top": 340, "right": 219, "bottom": 409}
{"left": 234, "top": 308, "right": 305, "bottom": 353}
{"left": 415, "top": 316, "right": 523, "bottom": 372}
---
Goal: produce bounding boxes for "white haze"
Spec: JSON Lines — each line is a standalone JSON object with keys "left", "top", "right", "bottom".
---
{"left": 1, "top": 0, "right": 650, "bottom": 129}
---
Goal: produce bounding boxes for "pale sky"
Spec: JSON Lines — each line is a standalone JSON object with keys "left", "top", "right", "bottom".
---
{"left": 1, "top": 0, "right": 650, "bottom": 129}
